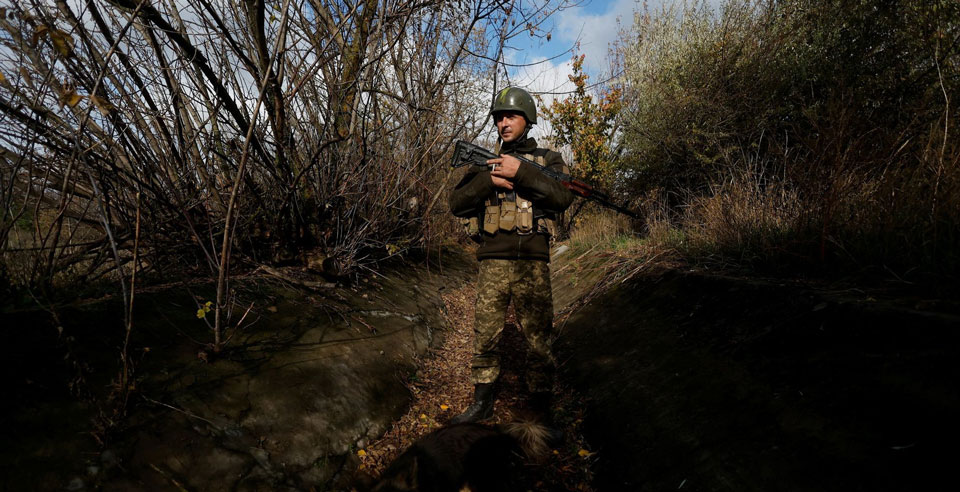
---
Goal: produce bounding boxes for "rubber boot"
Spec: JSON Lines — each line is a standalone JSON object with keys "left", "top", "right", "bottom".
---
{"left": 451, "top": 383, "right": 495, "bottom": 424}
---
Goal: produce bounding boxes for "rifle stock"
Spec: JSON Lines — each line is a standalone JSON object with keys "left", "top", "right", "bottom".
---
{"left": 451, "top": 140, "right": 640, "bottom": 219}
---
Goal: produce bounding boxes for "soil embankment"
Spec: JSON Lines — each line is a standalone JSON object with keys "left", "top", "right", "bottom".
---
{"left": 557, "top": 269, "right": 960, "bottom": 491}
{"left": 5, "top": 246, "right": 959, "bottom": 491}
{"left": 1, "top": 251, "right": 475, "bottom": 491}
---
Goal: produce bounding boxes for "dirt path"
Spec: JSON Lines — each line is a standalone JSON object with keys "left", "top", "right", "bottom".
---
{"left": 358, "top": 283, "right": 596, "bottom": 491}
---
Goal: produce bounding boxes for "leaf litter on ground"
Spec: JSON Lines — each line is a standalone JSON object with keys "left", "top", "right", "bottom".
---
{"left": 358, "top": 283, "right": 596, "bottom": 490}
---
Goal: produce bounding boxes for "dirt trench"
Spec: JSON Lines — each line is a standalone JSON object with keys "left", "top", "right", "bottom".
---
{"left": 4, "top": 247, "right": 959, "bottom": 491}
{"left": 556, "top": 268, "right": 960, "bottom": 491}
{"left": 0, "top": 251, "right": 476, "bottom": 491}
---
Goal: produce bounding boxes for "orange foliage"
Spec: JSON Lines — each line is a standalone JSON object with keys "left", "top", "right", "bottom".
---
{"left": 539, "top": 53, "right": 622, "bottom": 187}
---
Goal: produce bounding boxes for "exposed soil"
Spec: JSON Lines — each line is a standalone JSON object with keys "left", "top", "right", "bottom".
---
{"left": 3, "top": 244, "right": 958, "bottom": 491}
{"left": 556, "top": 266, "right": 960, "bottom": 491}
{"left": 0, "top": 251, "right": 476, "bottom": 491}
{"left": 357, "top": 283, "right": 595, "bottom": 491}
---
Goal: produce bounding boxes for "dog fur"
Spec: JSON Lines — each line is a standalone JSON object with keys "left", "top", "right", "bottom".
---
{"left": 355, "top": 421, "right": 550, "bottom": 492}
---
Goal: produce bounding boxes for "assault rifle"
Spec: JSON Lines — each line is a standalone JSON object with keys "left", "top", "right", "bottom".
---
{"left": 451, "top": 140, "right": 641, "bottom": 219}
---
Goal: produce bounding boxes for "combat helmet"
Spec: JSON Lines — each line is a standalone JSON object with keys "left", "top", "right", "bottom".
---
{"left": 490, "top": 87, "right": 537, "bottom": 125}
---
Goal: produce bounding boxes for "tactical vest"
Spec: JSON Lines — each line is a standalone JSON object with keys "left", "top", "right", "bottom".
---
{"left": 461, "top": 150, "right": 560, "bottom": 242}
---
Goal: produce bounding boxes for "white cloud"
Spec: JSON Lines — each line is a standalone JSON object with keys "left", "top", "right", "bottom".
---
{"left": 552, "top": 0, "right": 637, "bottom": 74}
{"left": 501, "top": 56, "right": 576, "bottom": 143}
{"left": 550, "top": 0, "right": 725, "bottom": 73}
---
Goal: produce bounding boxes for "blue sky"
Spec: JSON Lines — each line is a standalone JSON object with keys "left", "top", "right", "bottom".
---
{"left": 507, "top": 0, "right": 723, "bottom": 98}
{"left": 506, "top": 0, "right": 636, "bottom": 96}
{"left": 498, "top": 0, "right": 724, "bottom": 146}
{"left": 516, "top": 0, "right": 635, "bottom": 74}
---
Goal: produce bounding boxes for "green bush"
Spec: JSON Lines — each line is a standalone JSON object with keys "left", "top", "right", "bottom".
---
{"left": 619, "top": 0, "right": 960, "bottom": 275}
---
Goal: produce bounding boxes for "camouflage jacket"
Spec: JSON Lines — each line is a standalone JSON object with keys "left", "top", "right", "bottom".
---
{"left": 449, "top": 136, "right": 575, "bottom": 261}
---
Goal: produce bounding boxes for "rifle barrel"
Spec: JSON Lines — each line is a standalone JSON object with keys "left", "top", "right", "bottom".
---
{"left": 452, "top": 140, "right": 641, "bottom": 219}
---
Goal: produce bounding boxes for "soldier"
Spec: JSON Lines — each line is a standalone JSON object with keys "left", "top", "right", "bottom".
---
{"left": 449, "top": 87, "right": 575, "bottom": 424}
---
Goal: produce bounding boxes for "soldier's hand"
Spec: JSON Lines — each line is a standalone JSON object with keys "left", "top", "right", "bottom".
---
{"left": 490, "top": 174, "right": 514, "bottom": 190}
{"left": 488, "top": 154, "right": 521, "bottom": 179}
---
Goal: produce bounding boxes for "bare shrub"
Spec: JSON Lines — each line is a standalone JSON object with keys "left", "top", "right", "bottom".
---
{"left": 0, "top": 0, "right": 575, "bottom": 346}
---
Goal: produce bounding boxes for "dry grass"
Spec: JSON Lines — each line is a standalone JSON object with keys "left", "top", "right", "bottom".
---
{"left": 680, "top": 160, "right": 806, "bottom": 265}
{"left": 566, "top": 207, "right": 638, "bottom": 253}
{"left": 615, "top": 0, "right": 960, "bottom": 278}
{"left": 631, "top": 134, "right": 960, "bottom": 278}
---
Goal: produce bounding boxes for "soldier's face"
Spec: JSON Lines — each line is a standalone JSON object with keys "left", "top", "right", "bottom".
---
{"left": 494, "top": 111, "right": 527, "bottom": 142}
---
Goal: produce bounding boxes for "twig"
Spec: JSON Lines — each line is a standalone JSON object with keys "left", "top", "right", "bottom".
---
{"left": 142, "top": 395, "right": 218, "bottom": 428}
{"left": 147, "top": 463, "right": 190, "bottom": 492}
{"left": 119, "top": 191, "right": 142, "bottom": 413}
{"left": 257, "top": 265, "right": 336, "bottom": 289}
{"left": 350, "top": 315, "right": 378, "bottom": 334}
{"left": 214, "top": 0, "right": 295, "bottom": 352}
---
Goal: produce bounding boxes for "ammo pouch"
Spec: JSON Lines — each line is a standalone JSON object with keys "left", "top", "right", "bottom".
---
{"left": 460, "top": 216, "right": 482, "bottom": 243}
{"left": 472, "top": 154, "right": 553, "bottom": 240}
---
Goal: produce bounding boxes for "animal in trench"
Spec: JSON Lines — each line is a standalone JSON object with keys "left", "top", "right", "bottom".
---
{"left": 354, "top": 420, "right": 550, "bottom": 492}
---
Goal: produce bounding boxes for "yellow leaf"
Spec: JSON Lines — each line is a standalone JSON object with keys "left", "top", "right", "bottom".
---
{"left": 196, "top": 308, "right": 206, "bottom": 319}
{"left": 0, "top": 72, "right": 5, "bottom": 84}
{"left": 61, "top": 89, "right": 83, "bottom": 108}
{"left": 357, "top": 449, "right": 367, "bottom": 457}
{"left": 18, "top": 67, "right": 32, "bottom": 86}
{"left": 49, "top": 29, "right": 74, "bottom": 57}
{"left": 32, "top": 24, "right": 48, "bottom": 46}
{"left": 89, "top": 94, "right": 114, "bottom": 115}
{"left": 578, "top": 449, "right": 591, "bottom": 457}
{"left": 440, "top": 404, "right": 449, "bottom": 411}
{"left": 419, "top": 413, "right": 427, "bottom": 420}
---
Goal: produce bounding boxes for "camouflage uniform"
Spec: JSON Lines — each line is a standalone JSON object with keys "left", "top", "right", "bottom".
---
{"left": 450, "top": 134, "right": 574, "bottom": 393}
{"left": 473, "top": 259, "right": 555, "bottom": 392}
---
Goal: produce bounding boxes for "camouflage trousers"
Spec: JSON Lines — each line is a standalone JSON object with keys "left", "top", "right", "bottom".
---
{"left": 471, "top": 259, "right": 556, "bottom": 392}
